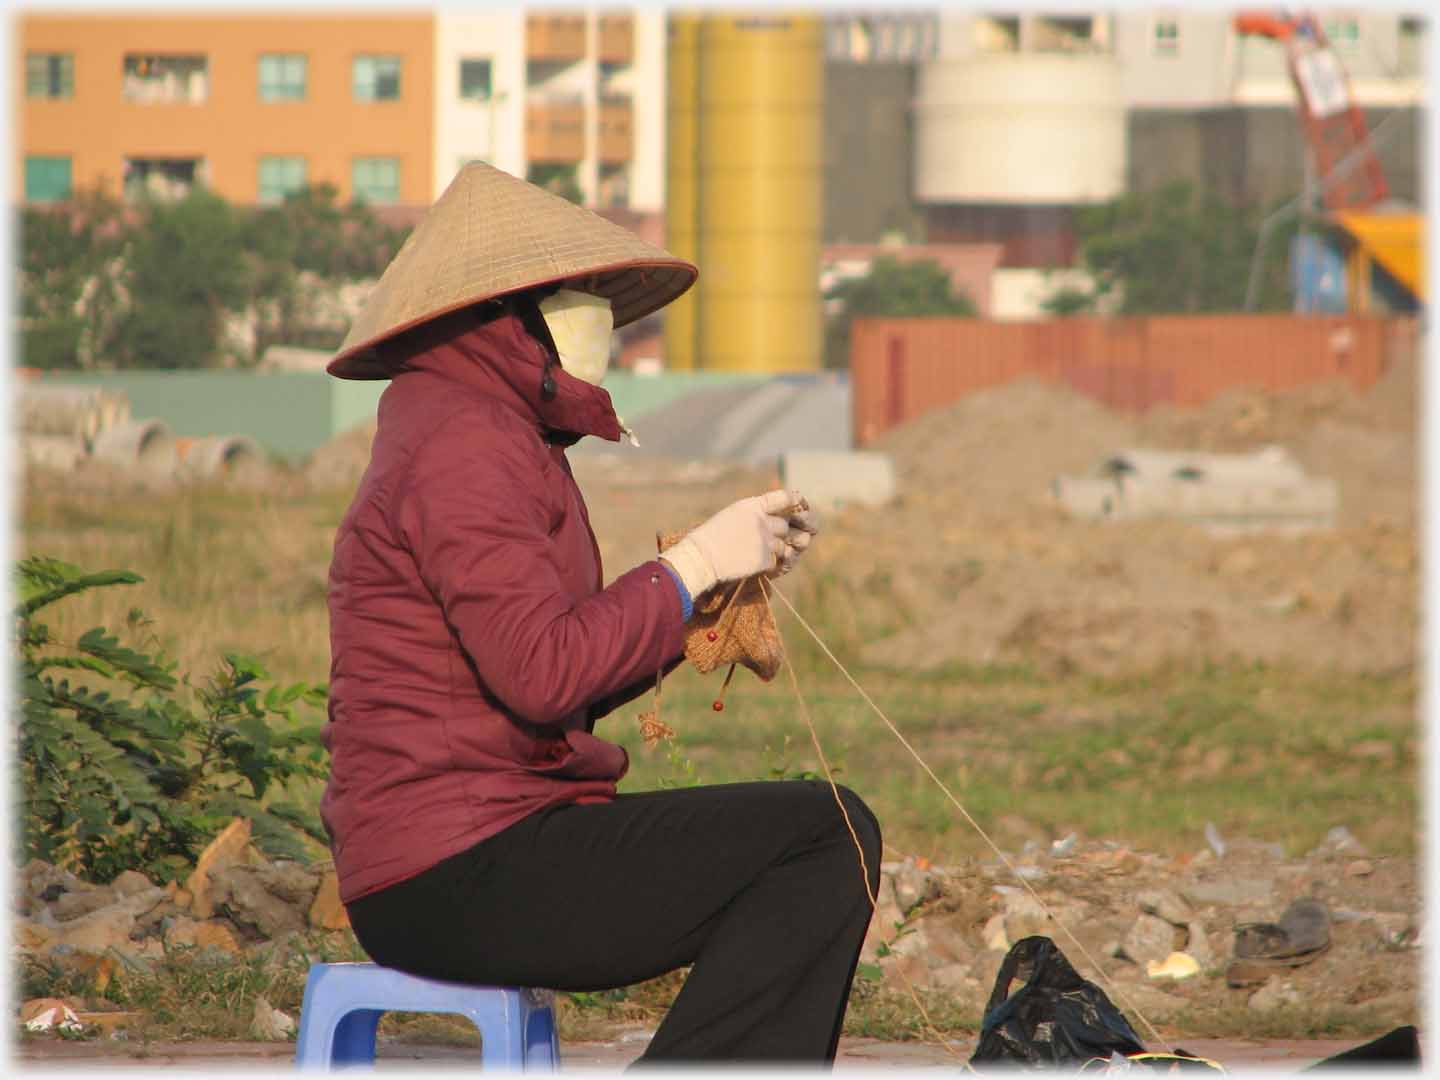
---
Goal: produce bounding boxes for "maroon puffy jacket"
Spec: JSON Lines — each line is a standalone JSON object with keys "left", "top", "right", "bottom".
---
{"left": 322, "top": 307, "right": 687, "bottom": 903}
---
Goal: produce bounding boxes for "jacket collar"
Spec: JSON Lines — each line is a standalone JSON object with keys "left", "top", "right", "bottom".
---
{"left": 387, "top": 307, "right": 623, "bottom": 443}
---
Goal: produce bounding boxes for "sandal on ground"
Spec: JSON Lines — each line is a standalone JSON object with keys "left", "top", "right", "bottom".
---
{"left": 1233, "top": 897, "right": 1331, "bottom": 960}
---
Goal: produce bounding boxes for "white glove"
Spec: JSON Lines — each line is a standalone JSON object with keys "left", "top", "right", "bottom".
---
{"left": 661, "top": 489, "right": 819, "bottom": 599}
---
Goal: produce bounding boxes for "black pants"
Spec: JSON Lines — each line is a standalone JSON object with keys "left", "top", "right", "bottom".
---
{"left": 346, "top": 780, "right": 882, "bottom": 1064}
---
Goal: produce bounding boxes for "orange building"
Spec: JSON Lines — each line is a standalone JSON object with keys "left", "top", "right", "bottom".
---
{"left": 18, "top": 12, "right": 436, "bottom": 206}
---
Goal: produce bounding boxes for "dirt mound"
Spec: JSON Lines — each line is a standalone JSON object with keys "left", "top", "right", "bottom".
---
{"left": 806, "top": 339, "right": 1420, "bottom": 678}
{"left": 305, "top": 420, "right": 377, "bottom": 490}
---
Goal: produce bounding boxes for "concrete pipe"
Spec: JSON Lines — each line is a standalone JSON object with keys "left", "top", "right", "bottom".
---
{"left": 18, "top": 384, "right": 131, "bottom": 441}
{"left": 22, "top": 435, "right": 88, "bottom": 474}
{"left": 176, "top": 435, "right": 269, "bottom": 484}
{"left": 90, "top": 419, "right": 177, "bottom": 474}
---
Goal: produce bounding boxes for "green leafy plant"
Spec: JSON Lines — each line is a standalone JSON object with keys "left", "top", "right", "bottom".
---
{"left": 657, "top": 737, "right": 702, "bottom": 789}
{"left": 17, "top": 556, "right": 330, "bottom": 884}
{"left": 1065, "top": 179, "right": 1297, "bottom": 315}
{"left": 824, "top": 256, "right": 978, "bottom": 369}
{"left": 763, "top": 733, "right": 839, "bottom": 783}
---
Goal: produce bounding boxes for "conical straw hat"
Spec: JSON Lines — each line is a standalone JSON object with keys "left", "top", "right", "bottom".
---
{"left": 328, "top": 163, "right": 697, "bottom": 379}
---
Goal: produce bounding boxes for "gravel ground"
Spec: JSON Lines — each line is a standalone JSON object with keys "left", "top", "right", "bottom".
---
{"left": 13, "top": 1032, "right": 1401, "bottom": 1072}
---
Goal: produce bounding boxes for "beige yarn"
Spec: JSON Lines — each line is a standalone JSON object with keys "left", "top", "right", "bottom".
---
{"left": 657, "top": 530, "right": 785, "bottom": 682}
{"left": 329, "top": 162, "right": 696, "bottom": 380}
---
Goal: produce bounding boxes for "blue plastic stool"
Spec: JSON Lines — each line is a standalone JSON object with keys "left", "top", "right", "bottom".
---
{"left": 294, "top": 962, "right": 560, "bottom": 1071}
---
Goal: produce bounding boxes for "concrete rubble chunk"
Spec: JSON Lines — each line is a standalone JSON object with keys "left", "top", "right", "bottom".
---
{"left": 210, "top": 865, "right": 308, "bottom": 939}
{"left": 982, "top": 913, "right": 1009, "bottom": 953}
{"left": 22, "top": 860, "right": 89, "bottom": 901}
{"left": 1181, "top": 876, "right": 1276, "bottom": 909}
{"left": 254, "top": 862, "right": 322, "bottom": 907}
{"left": 1001, "top": 891, "right": 1050, "bottom": 943}
{"left": 110, "top": 870, "right": 156, "bottom": 898}
{"left": 52, "top": 906, "right": 137, "bottom": 954}
{"left": 1185, "top": 921, "right": 1217, "bottom": 968}
{"left": 118, "top": 886, "right": 168, "bottom": 919}
{"left": 1309, "top": 825, "right": 1368, "bottom": 858}
{"left": 891, "top": 857, "right": 943, "bottom": 913}
{"left": 250, "top": 996, "right": 296, "bottom": 1041}
{"left": 163, "top": 915, "right": 243, "bottom": 956}
{"left": 51, "top": 885, "right": 119, "bottom": 922}
{"left": 1248, "top": 980, "right": 1303, "bottom": 1013}
{"left": 185, "top": 817, "right": 255, "bottom": 920}
{"left": 15, "top": 917, "right": 56, "bottom": 954}
{"left": 307, "top": 869, "right": 351, "bottom": 932}
{"left": 1118, "top": 913, "right": 1179, "bottom": 966}
{"left": 1137, "top": 888, "right": 1195, "bottom": 927}
{"left": 880, "top": 950, "right": 928, "bottom": 995}
{"left": 897, "top": 915, "right": 973, "bottom": 970}
{"left": 929, "top": 962, "right": 982, "bottom": 994}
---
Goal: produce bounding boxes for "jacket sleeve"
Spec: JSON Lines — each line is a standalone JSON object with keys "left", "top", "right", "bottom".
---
{"left": 392, "top": 416, "right": 688, "bottom": 728}
{"left": 586, "top": 653, "right": 686, "bottom": 724}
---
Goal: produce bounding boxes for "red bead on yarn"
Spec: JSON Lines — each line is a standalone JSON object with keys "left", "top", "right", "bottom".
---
{"left": 706, "top": 630, "right": 718, "bottom": 642}
{"left": 712, "top": 700, "right": 724, "bottom": 712}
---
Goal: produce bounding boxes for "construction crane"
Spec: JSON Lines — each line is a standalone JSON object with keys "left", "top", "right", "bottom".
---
{"left": 1235, "top": 11, "right": 1422, "bottom": 311}
{"left": 1233, "top": 10, "right": 1388, "bottom": 211}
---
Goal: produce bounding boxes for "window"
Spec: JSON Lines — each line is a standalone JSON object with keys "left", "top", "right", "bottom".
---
{"left": 1152, "top": 16, "right": 1180, "bottom": 57}
{"left": 974, "top": 15, "right": 1020, "bottom": 53}
{"left": 353, "top": 55, "right": 401, "bottom": 102}
{"left": 1324, "top": 16, "right": 1360, "bottom": 49}
{"left": 1399, "top": 16, "right": 1425, "bottom": 76}
{"left": 259, "top": 53, "right": 307, "bottom": 102}
{"left": 26, "top": 53, "right": 73, "bottom": 99}
{"left": 25, "top": 156, "right": 72, "bottom": 202}
{"left": 258, "top": 156, "right": 306, "bottom": 203}
{"left": 124, "top": 157, "right": 204, "bottom": 201}
{"left": 123, "top": 54, "right": 208, "bottom": 103}
{"left": 352, "top": 157, "right": 400, "bottom": 203}
{"left": 459, "top": 57, "right": 492, "bottom": 101}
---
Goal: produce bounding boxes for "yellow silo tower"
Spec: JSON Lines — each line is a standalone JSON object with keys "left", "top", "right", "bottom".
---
{"left": 663, "top": 13, "right": 701, "bottom": 371}
{"left": 686, "top": 13, "right": 823, "bottom": 372}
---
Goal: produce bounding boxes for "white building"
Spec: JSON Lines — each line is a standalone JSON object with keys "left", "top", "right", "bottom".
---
{"left": 431, "top": 10, "right": 666, "bottom": 211}
{"left": 1114, "top": 10, "right": 1426, "bottom": 110}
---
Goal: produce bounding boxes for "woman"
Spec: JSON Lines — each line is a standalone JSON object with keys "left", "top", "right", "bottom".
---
{"left": 321, "top": 163, "right": 881, "bottom": 1064}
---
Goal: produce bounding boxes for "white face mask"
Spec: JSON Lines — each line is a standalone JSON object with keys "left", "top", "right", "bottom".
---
{"left": 538, "top": 289, "right": 614, "bottom": 386}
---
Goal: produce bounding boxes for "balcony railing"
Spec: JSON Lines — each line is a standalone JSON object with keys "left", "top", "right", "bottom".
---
{"left": 526, "top": 15, "right": 587, "bottom": 62}
{"left": 598, "top": 96, "right": 633, "bottom": 163}
{"left": 526, "top": 99, "right": 585, "bottom": 162}
{"left": 598, "top": 15, "right": 634, "bottom": 64}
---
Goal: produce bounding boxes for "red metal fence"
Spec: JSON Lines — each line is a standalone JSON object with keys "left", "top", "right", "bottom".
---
{"left": 851, "top": 314, "right": 1417, "bottom": 445}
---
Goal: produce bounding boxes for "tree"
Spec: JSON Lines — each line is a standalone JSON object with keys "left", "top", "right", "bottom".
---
{"left": 1055, "top": 180, "right": 1296, "bottom": 316}
{"left": 17, "top": 183, "right": 413, "bottom": 370}
{"left": 823, "top": 255, "right": 978, "bottom": 369}
{"left": 17, "top": 190, "right": 128, "bottom": 370}
{"left": 110, "top": 188, "right": 252, "bottom": 368}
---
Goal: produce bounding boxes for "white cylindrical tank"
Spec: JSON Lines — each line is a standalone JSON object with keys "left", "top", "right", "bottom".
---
{"left": 176, "top": 435, "right": 269, "bottom": 484}
{"left": 18, "top": 384, "right": 131, "bottom": 441}
{"left": 914, "top": 53, "right": 1126, "bottom": 204}
{"left": 90, "top": 419, "right": 177, "bottom": 474}
{"left": 22, "top": 435, "right": 88, "bottom": 474}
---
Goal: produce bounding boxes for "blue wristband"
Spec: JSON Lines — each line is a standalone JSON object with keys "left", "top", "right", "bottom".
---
{"left": 660, "top": 562, "right": 694, "bottom": 622}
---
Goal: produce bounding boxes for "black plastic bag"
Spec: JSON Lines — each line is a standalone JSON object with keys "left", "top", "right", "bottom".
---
{"left": 1305, "top": 1025, "right": 1421, "bottom": 1069}
{"left": 970, "top": 935, "right": 1146, "bottom": 1069}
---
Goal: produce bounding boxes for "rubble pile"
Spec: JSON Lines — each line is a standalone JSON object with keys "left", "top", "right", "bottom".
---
{"left": 15, "top": 819, "right": 349, "bottom": 1036}
{"left": 859, "top": 826, "right": 1420, "bottom": 1026}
